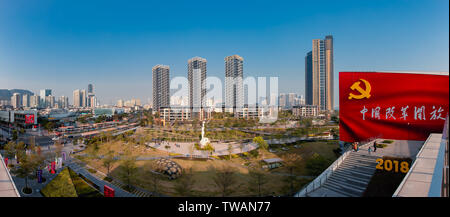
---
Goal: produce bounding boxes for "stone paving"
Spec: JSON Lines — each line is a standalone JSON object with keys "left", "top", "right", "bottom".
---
{"left": 11, "top": 166, "right": 63, "bottom": 197}
{"left": 0, "top": 154, "right": 20, "bottom": 197}
{"left": 146, "top": 141, "right": 258, "bottom": 157}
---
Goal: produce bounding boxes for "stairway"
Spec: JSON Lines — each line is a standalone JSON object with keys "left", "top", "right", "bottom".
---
{"left": 66, "top": 159, "right": 152, "bottom": 197}
{"left": 109, "top": 179, "right": 153, "bottom": 197}
{"left": 308, "top": 151, "right": 379, "bottom": 197}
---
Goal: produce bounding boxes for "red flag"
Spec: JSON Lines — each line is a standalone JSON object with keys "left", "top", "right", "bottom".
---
{"left": 339, "top": 72, "right": 449, "bottom": 142}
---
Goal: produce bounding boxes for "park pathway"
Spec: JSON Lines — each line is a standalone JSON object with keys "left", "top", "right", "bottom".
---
{"left": 66, "top": 158, "right": 137, "bottom": 197}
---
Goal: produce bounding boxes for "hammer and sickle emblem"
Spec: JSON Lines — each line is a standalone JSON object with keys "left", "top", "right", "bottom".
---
{"left": 348, "top": 79, "right": 371, "bottom": 100}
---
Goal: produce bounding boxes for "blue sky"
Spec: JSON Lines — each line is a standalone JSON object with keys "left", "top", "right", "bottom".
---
{"left": 0, "top": 0, "right": 448, "bottom": 106}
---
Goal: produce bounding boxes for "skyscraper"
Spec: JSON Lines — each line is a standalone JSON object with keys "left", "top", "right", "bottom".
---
{"left": 30, "top": 95, "right": 40, "bottom": 108}
{"left": 22, "top": 94, "right": 30, "bottom": 108}
{"left": 90, "top": 96, "right": 97, "bottom": 108}
{"left": 117, "top": 99, "right": 124, "bottom": 107}
{"left": 152, "top": 65, "right": 170, "bottom": 111}
{"left": 46, "top": 95, "right": 55, "bottom": 108}
{"left": 81, "top": 89, "right": 87, "bottom": 107}
{"left": 11, "top": 93, "right": 21, "bottom": 109}
{"left": 305, "top": 35, "right": 334, "bottom": 111}
{"left": 225, "top": 55, "right": 244, "bottom": 113}
{"left": 40, "top": 89, "right": 51, "bottom": 108}
{"left": 73, "top": 89, "right": 81, "bottom": 108}
{"left": 59, "top": 96, "right": 69, "bottom": 108}
{"left": 305, "top": 51, "right": 313, "bottom": 105}
{"left": 88, "top": 84, "right": 94, "bottom": 94}
{"left": 188, "top": 57, "right": 207, "bottom": 118}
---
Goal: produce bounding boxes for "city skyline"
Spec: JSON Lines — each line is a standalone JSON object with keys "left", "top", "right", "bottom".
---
{"left": 1, "top": 0, "right": 448, "bottom": 107}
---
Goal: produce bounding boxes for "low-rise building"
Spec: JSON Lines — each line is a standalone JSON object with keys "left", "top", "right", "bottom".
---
{"left": 292, "top": 105, "right": 319, "bottom": 117}
{"left": 0, "top": 110, "right": 38, "bottom": 128}
{"left": 160, "top": 107, "right": 191, "bottom": 122}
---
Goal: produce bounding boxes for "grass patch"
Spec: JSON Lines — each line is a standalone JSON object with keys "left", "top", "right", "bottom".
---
{"left": 41, "top": 167, "right": 103, "bottom": 197}
{"left": 87, "top": 168, "right": 97, "bottom": 174}
{"left": 381, "top": 140, "right": 394, "bottom": 144}
{"left": 363, "top": 156, "right": 412, "bottom": 197}
{"left": 376, "top": 143, "right": 388, "bottom": 148}
{"left": 68, "top": 168, "right": 103, "bottom": 197}
{"left": 41, "top": 168, "right": 78, "bottom": 197}
{"left": 103, "top": 176, "right": 113, "bottom": 182}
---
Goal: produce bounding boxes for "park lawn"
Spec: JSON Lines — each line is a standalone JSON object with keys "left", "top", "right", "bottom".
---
{"left": 68, "top": 168, "right": 103, "bottom": 197}
{"left": 41, "top": 167, "right": 78, "bottom": 197}
{"left": 41, "top": 167, "right": 103, "bottom": 197}
{"left": 228, "top": 140, "right": 339, "bottom": 176}
{"left": 85, "top": 156, "right": 308, "bottom": 196}
{"left": 147, "top": 158, "right": 309, "bottom": 196}
{"left": 83, "top": 139, "right": 168, "bottom": 158}
{"left": 78, "top": 134, "right": 337, "bottom": 196}
{"left": 272, "top": 140, "right": 338, "bottom": 175}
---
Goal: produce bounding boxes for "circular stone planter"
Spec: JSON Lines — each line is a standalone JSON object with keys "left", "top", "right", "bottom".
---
{"left": 22, "top": 187, "right": 33, "bottom": 195}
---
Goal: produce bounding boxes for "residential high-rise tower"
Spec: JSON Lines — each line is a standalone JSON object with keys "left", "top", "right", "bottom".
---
{"left": 305, "top": 35, "right": 334, "bottom": 111}
{"left": 152, "top": 65, "right": 170, "bottom": 111}
{"left": 225, "top": 55, "right": 244, "bottom": 113}
{"left": 188, "top": 57, "right": 207, "bottom": 119}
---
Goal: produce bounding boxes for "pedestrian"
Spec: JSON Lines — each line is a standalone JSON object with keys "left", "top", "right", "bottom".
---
{"left": 373, "top": 141, "right": 377, "bottom": 153}
{"left": 356, "top": 142, "right": 359, "bottom": 152}
{"left": 368, "top": 146, "right": 372, "bottom": 155}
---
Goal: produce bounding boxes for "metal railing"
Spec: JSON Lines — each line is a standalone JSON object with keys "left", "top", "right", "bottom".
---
{"left": 294, "top": 140, "right": 375, "bottom": 197}
{"left": 428, "top": 115, "right": 448, "bottom": 197}
{"left": 392, "top": 116, "right": 448, "bottom": 197}
{"left": 0, "top": 153, "right": 21, "bottom": 197}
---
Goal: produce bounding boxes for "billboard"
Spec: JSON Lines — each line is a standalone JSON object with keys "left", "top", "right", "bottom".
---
{"left": 339, "top": 71, "right": 449, "bottom": 142}
{"left": 25, "top": 114, "right": 35, "bottom": 124}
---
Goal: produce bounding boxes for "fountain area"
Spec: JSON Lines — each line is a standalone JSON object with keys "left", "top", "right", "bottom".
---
{"left": 145, "top": 120, "right": 259, "bottom": 158}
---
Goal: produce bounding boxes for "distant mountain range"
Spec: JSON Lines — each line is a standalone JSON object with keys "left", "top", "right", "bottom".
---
{"left": 0, "top": 89, "right": 34, "bottom": 101}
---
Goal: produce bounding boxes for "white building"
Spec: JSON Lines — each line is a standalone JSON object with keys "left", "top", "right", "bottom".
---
{"left": 292, "top": 105, "right": 319, "bottom": 117}
{"left": 10, "top": 93, "right": 21, "bottom": 109}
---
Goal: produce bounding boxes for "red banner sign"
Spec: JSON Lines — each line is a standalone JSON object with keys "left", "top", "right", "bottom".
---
{"left": 51, "top": 161, "right": 56, "bottom": 174}
{"left": 104, "top": 185, "right": 115, "bottom": 197}
{"left": 25, "top": 114, "right": 35, "bottom": 124}
{"left": 339, "top": 72, "right": 449, "bottom": 142}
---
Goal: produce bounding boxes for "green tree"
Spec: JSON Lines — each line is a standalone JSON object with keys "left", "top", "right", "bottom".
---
{"left": 305, "top": 153, "right": 331, "bottom": 176}
{"left": 211, "top": 166, "right": 237, "bottom": 197}
{"left": 54, "top": 141, "right": 63, "bottom": 158}
{"left": 253, "top": 136, "right": 268, "bottom": 158}
{"left": 144, "top": 161, "right": 161, "bottom": 194}
{"left": 248, "top": 168, "right": 268, "bottom": 197}
{"left": 118, "top": 154, "right": 138, "bottom": 191}
{"left": 4, "top": 141, "right": 16, "bottom": 159}
{"left": 227, "top": 143, "right": 233, "bottom": 160}
{"left": 174, "top": 167, "right": 195, "bottom": 196}
{"left": 283, "top": 153, "right": 302, "bottom": 195}
{"left": 11, "top": 153, "right": 37, "bottom": 193}
{"left": 12, "top": 129, "right": 18, "bottom": 141}
{"left": 102, "top": 152, "right": 117, "bottom": 177}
